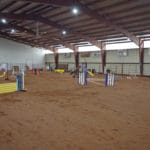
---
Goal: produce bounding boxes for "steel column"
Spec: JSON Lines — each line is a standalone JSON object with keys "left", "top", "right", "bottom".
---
{"left": 53, "top": 48, "right": 59, "bottom": 69}
{"left": 139, "top": 39, "right": 144, "bottom": 76}
{"left": 74, "top": 47, "right": 79, "bottom": 68}
{"left": 101, "top": 43, "right": 106, "bottom": 74}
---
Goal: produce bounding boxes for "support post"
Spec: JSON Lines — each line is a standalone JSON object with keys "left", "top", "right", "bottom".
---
{"left": 53, "top": 48, "right": 59, "bottom": 69}
{"left": 139, "top": 39, "right": 144, "bottom": 76}
{"left": 74, "top": 47, "right": 79, "bottom": 68}
{"left": 101, "top": 43, "right": 106, "bottom": 74}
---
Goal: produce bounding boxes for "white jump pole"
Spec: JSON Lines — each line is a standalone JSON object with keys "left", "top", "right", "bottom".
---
{"left": 22, "top": 71, "right": 24, "bottom": 90}
{"left": 78, "top": 72, "right": 86, "bottom": 85}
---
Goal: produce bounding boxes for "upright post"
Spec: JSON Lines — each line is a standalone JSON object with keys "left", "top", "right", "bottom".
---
{"left": 53, "top": 48, "right": 59, "bottom": 69}
{"left": 139, "top": 39, "right": 144, "bottom": 76}
{"left": 22, "top": 71, "right": 24, "bottom": 90}
{"left": 74, "top": 47, "right": 79, "bottom": 68}
{"left": 101, "top": 43, "right": 106, "bottom": 74}
{"left": 105, "top": 74, "right": 108, "bottom": 86}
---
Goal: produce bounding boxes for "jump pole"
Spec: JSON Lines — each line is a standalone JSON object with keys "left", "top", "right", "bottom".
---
{"left": 78, "top": 72, "right": 87, "bottom": 85}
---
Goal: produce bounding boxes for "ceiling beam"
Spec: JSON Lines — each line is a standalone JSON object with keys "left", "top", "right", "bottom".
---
{"left": 15, "top": 0, "right": 142, "bottom": 46}
{"left": 74, "top": 1, "right": 141, "bottom": 46}
{"left": 0, "top": 21, "right": 78, "bottom": 52}
{"left": 15, "top": 0, "right": 72, "bottom": 7}
{"left": 110, "top": 3, "right": 150, "bottom": 16}
{"left": 0, "top": 12, "right": 103, "bottom": 49}
{"left": 0, "top": 24, "right": 35, "bottom": 35}
{"left": 0, "top": 31, "right": 35, "bottom": 46}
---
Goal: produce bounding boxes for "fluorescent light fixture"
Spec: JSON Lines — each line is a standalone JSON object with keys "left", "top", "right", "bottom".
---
{"left": 1, "top": 18, "right": 7, "bottom": 24}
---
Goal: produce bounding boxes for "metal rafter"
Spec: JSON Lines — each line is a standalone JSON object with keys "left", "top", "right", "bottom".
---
{"left": 0, "top": 19, "right": 79, "bottom": 56}
{"left": 74, "top": 0, "right": 141, "bottom": 46}
{"left": 139, "top": 39, "right": 144, "bottom": 76}
{"left": 0, "top": 23, "right": 35, "bottom": 35}
{"left": 7, "top": 24, "right": 79, "bottom": 53}
{"left": 14, "top": 0, "right": 144, "bottom": 46}
{"left": 0, "top": 12, "right": 103, "bottom": 49}
{"left": 15, "top": 0, "right": 72, "bottom": 7}
{"left": 10, "top": 2, "right": 31, "bottom": 13}
{"left": 0, "top": 31, "right": 36, "bottom": 46}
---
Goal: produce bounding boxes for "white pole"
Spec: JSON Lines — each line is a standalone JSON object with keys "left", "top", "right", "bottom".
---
{"left": 79, "top": 72, "right": 86, "bottom": 85}
{"left": 107, "top": 73, "right": 115, "bottom": 87}
{"left": 79, "top": 72, "right": 81, "bottom": 84}
{"left": 16, "top": 79, "right": 19, "bottom": 91}
{"left": 110, "top": 74, "right": 112, "bottom": 86}
{"left": 108, "top": 74, "right": 111, "bottom": 86}
{"left": 112, "top": 74, "right": 115, "bottom": 86}
{"left": 22, "top": 72, "right": 24, "bottom": 90}
{"left": 81, "top": 72, "right": 84, "bottom": 85}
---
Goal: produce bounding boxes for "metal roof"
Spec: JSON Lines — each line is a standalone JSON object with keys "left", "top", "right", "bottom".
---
{"left": 0, "top": 0, "right": 150, "bottom": 51}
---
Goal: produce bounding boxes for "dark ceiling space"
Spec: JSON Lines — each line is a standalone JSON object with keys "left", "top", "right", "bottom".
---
{"left": 0, "top": 0, "right": 150, "bottom": 51}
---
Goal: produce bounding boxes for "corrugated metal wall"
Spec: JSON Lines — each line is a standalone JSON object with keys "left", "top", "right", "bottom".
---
{"left": 45, "top": 49, "right": 150, "bottom": 76}
{"left": 144, "top": 49, "right": 150, "bottom": 76}
{"left": 79, "top": 52, "right": 102, "bottom": 72}
{"left": 59, "top": 53, "right": 75, "bottom": 71}
{"left": 106, "top": 49, "right": 140, "bottom": 75}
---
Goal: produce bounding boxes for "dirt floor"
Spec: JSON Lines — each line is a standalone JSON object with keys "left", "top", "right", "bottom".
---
{"left": 0, "top": 72, "right": 150, "bottom": 150}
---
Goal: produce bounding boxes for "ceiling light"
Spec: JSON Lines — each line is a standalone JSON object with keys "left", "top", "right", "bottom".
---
{"left": 1, "top": 18, "right": 7, "bottom": 24}
{"left": 10, "top": 29, "right": 16, "bottom": 34}
{"left": 62, "top": 30, "right": 67, "bottom": 35}
{"left": 72, "top": 7, "right": 79, "bottom": 15}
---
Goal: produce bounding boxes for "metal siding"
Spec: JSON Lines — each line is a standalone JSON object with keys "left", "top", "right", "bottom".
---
{"left": 106, "top": 49, "right": 139, "bottom": 63}
{"left": 144, "top": 49, "right": 150, "bottom": 63}
{"left": 143, "top": 64, "right": 150, "bottom": 76}
{"left": 59, "top": 53, "right": 74, "bottom": 63}
{"left": 45, "top": 54, "right": 55, "bottom": 63}
{"left": 79, "top": 51, "right": 102, "bottom": 63}
{"left": 44, "top": 49, "right": 150, "bottom": 76}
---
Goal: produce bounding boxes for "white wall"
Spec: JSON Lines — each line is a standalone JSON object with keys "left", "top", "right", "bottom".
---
{"left": 143, "top": 48, "right": 150, "bottom": 76}
{"left": 45, "top": 49, "right": 150, "bottom": 76}
{"left": 59, "top": 53, "right": 75, "bottom": 63}
{"left": 59, "top": 53, "right": 75, "bottom": 71}
{"left": 106, "top": 49, "right": 140, "bottom": 75}
{"left": 0, "top": 38, "right": 45, "bottom": 69}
